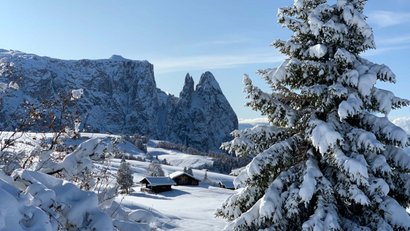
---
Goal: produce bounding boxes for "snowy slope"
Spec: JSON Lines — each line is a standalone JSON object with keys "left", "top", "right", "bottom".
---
{"left": 148, "top": 145, "right": 213, "bottom": 169}
{"left": 0, "top": 132, "right": 235, "bottom": 230}
{"left": 238, "top": 117, "right": 269, "bottom": 130}
{"left": 108, "top": 158, "right": 235, "bottom": 231}
{"left": 108, "top": 138, "right": 236, "bottom": 231}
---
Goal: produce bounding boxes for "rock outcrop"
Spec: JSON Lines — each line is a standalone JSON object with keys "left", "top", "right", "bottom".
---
{"left": 166, "top": 72, "right": 238, "bottom": 151}
{"left": 0, "top": 49, "right": 238, "bottom": 151}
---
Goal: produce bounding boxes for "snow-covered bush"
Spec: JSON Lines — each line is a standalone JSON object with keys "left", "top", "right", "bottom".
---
{"left": 0, "top": 135, "right": 162, "bottom": 230}
{"left": 217, "top": 0, "right": 410, "bottom": 230}
{"left": 5, "top": 169, "right": 114, "bottom": 231}
{"left": 33, "top": 137, "right": 115, "bottom": 190}
{"left": 147, "top": 162, "right": 165, "bottom": 177}
{"left": 0, "top": 88, "right": 85, "bottom": 179}
{"left": 1, "top": 133, "right": 119, "bottom": 192}
{"left": 130, "top": 134, "right": 148, "bottom": 153}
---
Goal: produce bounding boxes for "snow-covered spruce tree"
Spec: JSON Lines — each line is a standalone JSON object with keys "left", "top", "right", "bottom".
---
{"left": 217, "top": 0, "right": 410, "bottom": 230}
{"left": 116, "top": 157, "right": 134, "bottom": 194}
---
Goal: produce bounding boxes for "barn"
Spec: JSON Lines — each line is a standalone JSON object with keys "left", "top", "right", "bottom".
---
{"left": 169, "top": 171, "right": 200, "bottom": 186}
{"left": 139, "top": 177, "right": 176, "bottom": 193}
{"left": 218, "top": 180, "right": 235, "bottom": 190}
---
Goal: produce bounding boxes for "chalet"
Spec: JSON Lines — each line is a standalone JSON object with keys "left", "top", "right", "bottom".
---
{"left": 169, "top": 171, "right": 200, "bottom": 186}
{"left": 139, "top": 177, "right": 176, "bottom": 193}
{"left": 218, "top": 180, "right": 235, "bottom": 190}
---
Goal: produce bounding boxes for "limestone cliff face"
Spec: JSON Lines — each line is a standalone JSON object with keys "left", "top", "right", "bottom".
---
{"left": 166, "top": 72, "right": 238, "bottom": 151}
{"left": 0, "top": 50, "right": 238, "bottom": 151}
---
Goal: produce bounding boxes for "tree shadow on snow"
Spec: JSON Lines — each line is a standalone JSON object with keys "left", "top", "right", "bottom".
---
{"left": 148, "top": 150, "right": 167, "bottom": 156}
{"left": 129, "top": 192, "right": 172, "bottom": 200}
{"left": 160, "top": 188, "right": 190, "bottom": 197}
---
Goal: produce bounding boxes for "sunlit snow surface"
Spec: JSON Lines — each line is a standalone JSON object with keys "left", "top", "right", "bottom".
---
{"left": 107, "top": 158, "right": 235, "bottom": 230}
{"left": 0, "top": 132, "right": 235, "bottom": 230}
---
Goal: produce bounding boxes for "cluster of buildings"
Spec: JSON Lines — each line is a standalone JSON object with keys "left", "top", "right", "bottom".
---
{"left": 139, "top": 171, "right": 234, "bottom": 193}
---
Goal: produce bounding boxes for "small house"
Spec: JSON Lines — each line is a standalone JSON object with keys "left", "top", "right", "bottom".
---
{"left": 218, "top": 180, "right": 235, "bottom": 190}
{"left": 139, "top": 177, "right": 176, "bottom": 193}
{"left": 169, "top": 171, "right": 200, "bottom": 186}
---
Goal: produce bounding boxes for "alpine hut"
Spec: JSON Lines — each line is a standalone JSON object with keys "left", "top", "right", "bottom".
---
{"left": 139, "top": 177, "right": 176, "bottom": 193}
{"left": 169, "top": 171, "right": 200, "bottom": 186}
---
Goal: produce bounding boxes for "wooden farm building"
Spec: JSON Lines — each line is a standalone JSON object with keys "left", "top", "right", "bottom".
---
{"left": 218, "top": 180, "right": 235, "bottom": 190}
{"left": 169, "top": 171, "right": 200, "bottom": 186}
{"left": 139, "top": 177, "right": 176, "bottom": 193}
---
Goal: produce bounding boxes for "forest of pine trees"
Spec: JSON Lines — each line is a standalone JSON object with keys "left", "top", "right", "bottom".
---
{"left": 217, "top": 0, "right": 410, "bottom": 230}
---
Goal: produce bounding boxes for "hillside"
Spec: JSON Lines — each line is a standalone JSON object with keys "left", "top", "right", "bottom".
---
{"left": 111, "top": 158, "right": 235, "bottom": 230}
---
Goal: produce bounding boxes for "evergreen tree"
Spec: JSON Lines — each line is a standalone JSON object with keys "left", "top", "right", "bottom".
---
{"left": 217, "top": 0, "right": 410, "bottom": 230}
{"left": 203, "top": 169, "right": 209, "bottom": 183}
{"left": 187, "top": 167, "right": 194, "bottom": 176}
{"left": 116, "top": 157, "right": 134, "bottom": 194}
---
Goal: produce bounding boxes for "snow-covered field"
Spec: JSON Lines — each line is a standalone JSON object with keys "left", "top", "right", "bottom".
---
{"left": 99, "top": 158, "right": 236, "bottom": 230}
{"left": 122, "top": 184, "right": 234, "bottom": 230}
{"left": 148, "top": 145, "right": 214, "bottom": 169}
{"left": 0, "top": 132, "right": 236, "bottom": 230}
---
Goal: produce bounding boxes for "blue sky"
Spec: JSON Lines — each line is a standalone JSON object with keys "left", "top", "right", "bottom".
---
{"left": 0, "top": 0, "right": 409, "bottom": 120}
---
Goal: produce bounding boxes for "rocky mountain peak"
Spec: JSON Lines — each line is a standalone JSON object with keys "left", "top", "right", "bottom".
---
{"left": 196, "top": 71, "right": 222, "bottom": 93}
{"left": 0, "top": 49, "right": 238, "bottom": 151}
{"left": 165, "top": 71, "right": 238, "bottom": 151}
{"left": 109, "top": 54, "right": 128, "bottom": 61}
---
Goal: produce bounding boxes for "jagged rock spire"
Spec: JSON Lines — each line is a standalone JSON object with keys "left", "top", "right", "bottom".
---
{"left": 179, "top": 73, "right": 194, "bottom": 99}
{"left": 196, "top": 71, "right": 222, "bottom": 92}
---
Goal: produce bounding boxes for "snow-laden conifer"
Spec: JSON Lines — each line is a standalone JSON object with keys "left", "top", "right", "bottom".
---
{"left": 116, "top": 156, "right": 134, "bottom": 194}
{"left": 217, "top": 0, "right": 410, "bottom": 230}
{"left": 187, "top": 167, "right": 194, "bottom": 176}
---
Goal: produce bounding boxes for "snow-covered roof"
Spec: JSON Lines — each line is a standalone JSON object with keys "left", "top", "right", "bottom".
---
{"left": 140, "top": 177, "right": 176, "bottom": 186}
{"left": 169, "top": 171, "right": 200, "bottom": 181}
{"left": 218, "top": 180, "right": 235, "bottom": 189}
